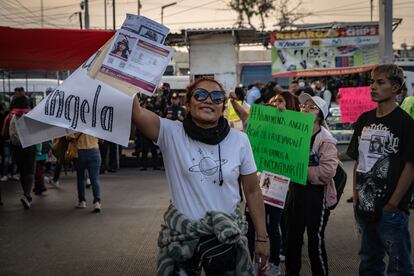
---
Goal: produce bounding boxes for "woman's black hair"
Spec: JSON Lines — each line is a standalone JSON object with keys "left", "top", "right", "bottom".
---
{"left": 234, "top": 87, "right": 245, "bottom": 101}
{"left": 318, "top": 110, "right": 325, "bottom": 125}
{"left": 295, "top": 86, "right": 315, "bottom": 97}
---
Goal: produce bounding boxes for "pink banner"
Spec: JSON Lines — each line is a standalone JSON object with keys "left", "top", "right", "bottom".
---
{"left": 339, "top": 86, "right": 377, "bottom": 123}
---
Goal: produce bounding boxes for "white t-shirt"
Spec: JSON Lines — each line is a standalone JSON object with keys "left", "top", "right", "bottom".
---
{"left": 156, "top": 118, "right": 257, "bottom": 220}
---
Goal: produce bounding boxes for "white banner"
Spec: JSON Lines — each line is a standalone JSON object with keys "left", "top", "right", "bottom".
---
{"left": 274, "top": 36, "right": 379, "bottom": 49}
{"left": 18, "top": 53, "right": 133, "bottom": 147}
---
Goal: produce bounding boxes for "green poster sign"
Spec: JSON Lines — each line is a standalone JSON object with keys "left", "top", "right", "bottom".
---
{"left": 246, "top": 105, "right": 314, "bottom": 185}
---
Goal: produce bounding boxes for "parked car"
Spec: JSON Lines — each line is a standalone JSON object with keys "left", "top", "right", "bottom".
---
{"left": 326, "top": 104, "right": 354, "bottom": 144}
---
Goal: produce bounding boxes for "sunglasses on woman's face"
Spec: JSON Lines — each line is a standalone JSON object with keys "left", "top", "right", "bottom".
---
{"left": 191, "top": 88, "right": 226, "bottom": 104}
{"left": 299, "top": 103, "right": 319, "bottom": 111}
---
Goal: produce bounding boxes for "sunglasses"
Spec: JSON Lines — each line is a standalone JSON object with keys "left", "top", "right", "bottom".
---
{"left": 299, "top": 103, "right": 319, "bottom": 111}
{"left": 192, "top": 88, "right": 226, "bottom": 104}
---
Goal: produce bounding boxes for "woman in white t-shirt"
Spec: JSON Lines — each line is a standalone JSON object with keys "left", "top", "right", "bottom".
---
{"left": 132, "top": 77, "right": 269, "bottom": 275}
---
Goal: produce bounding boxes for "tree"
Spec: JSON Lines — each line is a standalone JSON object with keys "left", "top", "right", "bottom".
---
{"left": 228, "top": 0, "right": 310, "bottom": 30}
{"left": 228, "top": 0, "right": 274, "bottom": 30}
{"left": 274, "top": 0, "right": 311, "bottom": 30}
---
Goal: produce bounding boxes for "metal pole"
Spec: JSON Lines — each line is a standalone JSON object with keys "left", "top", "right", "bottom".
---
{"left": 379, "top": 0, "right": 393, "bottom": 64}
{"left": 113, "top": 0, "right": 116, "bottom": 30}
{"left": 104, "top": 0, "right": 107, "bottom": 29}
{"left": 161, "top": 2, "right": 177, "bottom": 24}
{"left": 78, "top": 12, "right": 83, "bottom": 29}
{"left": 40, "top": 0, "right": 44, "bottom": 27}
{"left": 85, "top": 0, "right": 90, "bottom": 29}
{"left": 138, "top": 0, "right": 141, "bottom": 16}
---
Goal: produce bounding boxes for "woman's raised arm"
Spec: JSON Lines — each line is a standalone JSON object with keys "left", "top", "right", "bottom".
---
{"left": 131, "top": 95, "right": 160, "bottom": 141}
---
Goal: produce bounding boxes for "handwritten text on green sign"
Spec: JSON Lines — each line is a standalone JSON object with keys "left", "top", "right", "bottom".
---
{"left": 246, "top": 105, "right": 314, "bottom": 185}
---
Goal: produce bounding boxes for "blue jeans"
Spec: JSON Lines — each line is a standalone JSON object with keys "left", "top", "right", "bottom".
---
{"left": 2, "top": 141, "right": 17, "bottom": 177}
{"left": 356, "top": 209, "right": 414, "bottom": 276}
{"left": 74, "top": 149, "right": 101, "bottom": 203}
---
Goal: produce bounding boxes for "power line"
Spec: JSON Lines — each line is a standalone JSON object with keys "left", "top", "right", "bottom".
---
{"left": 155, "top": 0, "right": 222, "bottom": 20}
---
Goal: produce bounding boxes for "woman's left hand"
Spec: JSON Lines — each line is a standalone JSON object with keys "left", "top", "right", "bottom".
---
{"left": 254, "top": 240, "right": 270, "bottom": 271}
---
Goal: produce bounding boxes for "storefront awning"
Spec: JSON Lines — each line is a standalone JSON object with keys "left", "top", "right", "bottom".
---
{"left": 0, "top": 27, "right": 114, "bottom": 71}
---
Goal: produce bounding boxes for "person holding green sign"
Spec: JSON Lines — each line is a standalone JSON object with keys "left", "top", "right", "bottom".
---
{"left": 285, "top": 95, "right": 338, "bottom": 276}
{"left": 131, "top": 77, "right": 269, "bottom": 275}
{"left": 232, "top": 91, "right": 300, "bottom": 276}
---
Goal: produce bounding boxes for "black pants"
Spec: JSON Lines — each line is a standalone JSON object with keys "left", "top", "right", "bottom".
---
{"left": 11, "top": 145, "right": 36, "bottom": 201}
{"left": 141, "top": 136, "right": 158, "bottom": 169}
{"left": 285, "top": 183, "right": 330, "bottom": 276}
{"left": 246, "top": 204, "right": 282, "bottom": 265}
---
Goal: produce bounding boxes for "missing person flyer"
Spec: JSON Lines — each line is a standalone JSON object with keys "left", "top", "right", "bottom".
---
{"left": 259, "top": 171, "right": 290, "bottom": 209}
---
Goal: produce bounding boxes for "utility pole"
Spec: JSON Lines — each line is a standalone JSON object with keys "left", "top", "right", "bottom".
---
{"left": 40, "top": 0, "right": 44, "bottom": 28}
{"left": 78, "top": 12, "right": 83, "bottom": 29}
{"left": 370, "top": 0, "right": 373, "bottom": 21}
{"left": 161, "top": 2, "right": 177, "bottom": 24}
{"left": 138, "top": 0, "right": 141, "bottom": 16}
{"left": 113, "top": 0, "right": 116, "bottom": 30}
{"left": 104, "top": 0, "right": 107, "bottom": 29}
{"left": 85, "top": 0, "right": 90, "bottom": 29}
{"left": 379, "top": 0, "right": 393, "bottom": 64}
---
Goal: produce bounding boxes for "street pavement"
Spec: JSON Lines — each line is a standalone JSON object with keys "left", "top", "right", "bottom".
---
{"left": 0, "top": 161, "right": 413, "bottom": 275}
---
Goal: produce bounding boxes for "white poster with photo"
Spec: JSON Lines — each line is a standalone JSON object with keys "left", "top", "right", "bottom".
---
{"left": 259, "top": 171, "right": 290, "bottom": 209}
{"left": 356, "top": 127, "right": 388, "bottom": 173}
{"left": 122, "top": 14, "right": 169, "bottom": 44}
{"left": 17, "top": 53, "right": 133, "bottom": 148}
{"left": 100, "top": 31, "right": 174, "bottom": 96}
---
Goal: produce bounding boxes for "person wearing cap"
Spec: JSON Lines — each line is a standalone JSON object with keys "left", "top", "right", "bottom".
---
{"left": 285, "top": 94, "right": 338, "bottom": 276}
{"left": 164, "top": 92, "right": 185, "bottom": 121}
{"left": 347, "top": 64, "right": 414, "bottom": 275}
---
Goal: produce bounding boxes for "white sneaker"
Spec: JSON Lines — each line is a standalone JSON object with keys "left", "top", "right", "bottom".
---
{"left": 76, "top": 201, "right": 86, "bottom": 209}
{"left": 0, "top": 176, "right": 8, "bottom": 182}
{"left": 93, "top": 201, "right": 101, "bottom": 213}
{"left": 10, "top": 174, "right": 19, "bottom": 181}
{"left": 266, "top": 263, "right": 280, "bottom": 276}
{"left": 51, "top": 180, "right": 59, "bottom": 188}
{"left": 279, "top": 254, "right": 285, "bottom": 262}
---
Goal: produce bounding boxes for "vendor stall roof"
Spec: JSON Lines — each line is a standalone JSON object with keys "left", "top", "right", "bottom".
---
{"left": 0, "top": 27, "right": 114, "bottom": 71}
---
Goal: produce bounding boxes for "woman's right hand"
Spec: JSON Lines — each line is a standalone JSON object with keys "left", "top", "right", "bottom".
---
{"left": 229, "top": 91, "right": 237, "bottom": 102}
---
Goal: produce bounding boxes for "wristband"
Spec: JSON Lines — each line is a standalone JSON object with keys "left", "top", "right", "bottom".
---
{"left": 256, "top": 234, "right": 269, "bottom": 240}
{"left": 255, "top": 239, "right": 268, "bottom": 243}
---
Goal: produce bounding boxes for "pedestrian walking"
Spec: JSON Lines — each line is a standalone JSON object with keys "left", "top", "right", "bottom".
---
{"left": 1, "top": 95, "right": 36, "bottom": 209}
{"left": 69, "top": 133, "right": 102, "bottom": 212}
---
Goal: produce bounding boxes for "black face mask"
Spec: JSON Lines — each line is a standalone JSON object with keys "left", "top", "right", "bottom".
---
{"left": 183, "top": 114, "right": 230, "bottom": 186}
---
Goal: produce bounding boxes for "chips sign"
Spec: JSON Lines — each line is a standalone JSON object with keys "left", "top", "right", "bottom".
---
{"left": 271, "top": 25, "right": 380, "bottom": 78}
{"left": 339, "top": 86, "right": 377, "bottom": 123}
{"left": 246, "top": 105, "right": 314, "bottom": 185}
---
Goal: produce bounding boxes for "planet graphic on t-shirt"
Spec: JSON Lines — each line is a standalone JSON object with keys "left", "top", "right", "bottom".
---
{"left": 189, "top": 157, "right": 228, "bottom": 176}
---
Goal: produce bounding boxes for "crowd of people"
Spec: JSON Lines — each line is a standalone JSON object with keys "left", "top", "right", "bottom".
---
{"left": 1, "top": 64, "right": 414, "bottom": 276}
